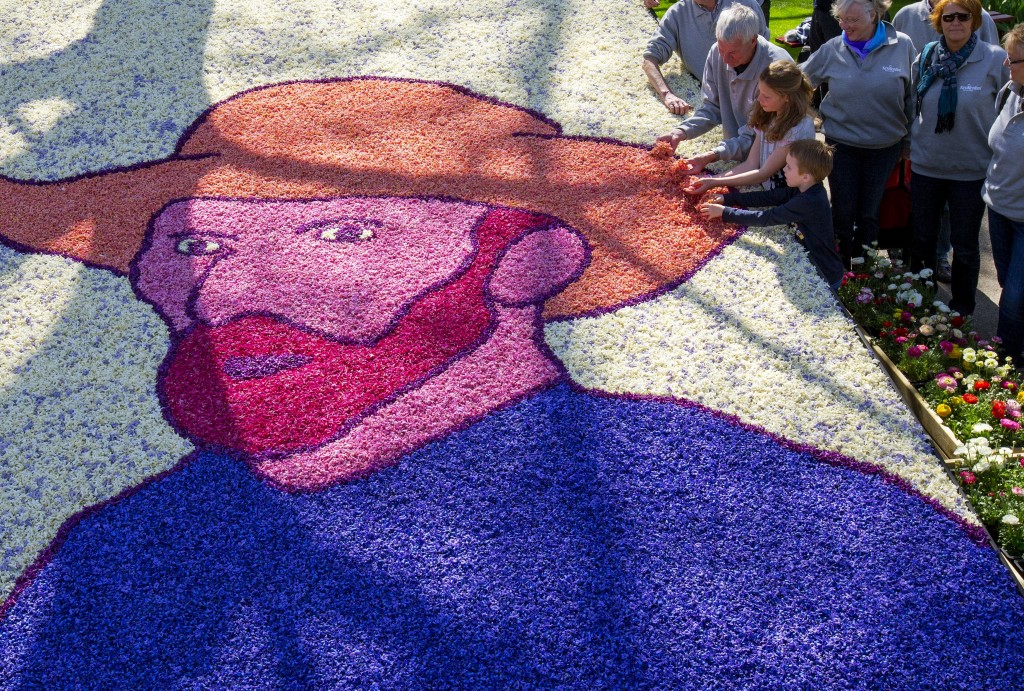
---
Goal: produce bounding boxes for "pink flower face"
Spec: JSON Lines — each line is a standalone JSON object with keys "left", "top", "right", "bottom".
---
{"left": 131, "top": 198, "right": 564, "bottom": 457}
{"left": 135, "top": 197, "right": 487, "bottom": 342}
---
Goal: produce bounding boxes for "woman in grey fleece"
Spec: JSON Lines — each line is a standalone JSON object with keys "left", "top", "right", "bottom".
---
{"left": 985, "top": 23, "right": 1024, "bottom": 361}
{"left": 800, "top": 0, "right": 916, "bottom": 265}
{"left": 907, "top": 0, "right": 1007, "bottom": 316}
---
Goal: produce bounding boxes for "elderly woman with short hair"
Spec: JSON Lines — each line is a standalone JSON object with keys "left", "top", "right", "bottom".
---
{"left": 907, "top": 0, "right": 1007, "bottom": 316}
{"left": 985, "top": 23, "right": 1024, "bottom": 360}
{"left": 801, "top": 0, "right": 916, "bottom": 265}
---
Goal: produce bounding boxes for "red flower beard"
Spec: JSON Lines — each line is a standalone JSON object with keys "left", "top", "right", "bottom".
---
{"left": 158, "top": 207, "right": 550, "bottom": 456}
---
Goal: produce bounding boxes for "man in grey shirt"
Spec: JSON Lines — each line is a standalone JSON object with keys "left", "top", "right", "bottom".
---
{"left": 656, "top": 6, "right": 791, "bottom": 163}
{"left": 643, "top": 0, "right": 769, "bottom": 114}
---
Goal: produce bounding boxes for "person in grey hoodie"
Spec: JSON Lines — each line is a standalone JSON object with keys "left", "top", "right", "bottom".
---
{"left": 643, "top": 0, "right": 768, "bottom": 114}
{"left": 907, "top": 0, "right": 1007, "bottom": 316}
{"left": 800, "top": 0, "right": 916, "bottom": 265}
{"left": 985, "top": 23, "right": 1024, "bottom": 361}
{"left": 655, "top": 5, "right": 791, "bottom": 166}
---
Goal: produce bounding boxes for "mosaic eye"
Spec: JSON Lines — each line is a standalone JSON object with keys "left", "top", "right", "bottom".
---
{"left": 311, "top": 219, "right": 379, "bottom": 242}
{"left": 176, "top": 238, "right": 223, "bottom": 256}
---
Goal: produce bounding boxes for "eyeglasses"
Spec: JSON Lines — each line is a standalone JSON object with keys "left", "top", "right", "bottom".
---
{"left": 836, "top": 15, "right": 865, "bottom": 26}
{"left": 941, "top": 12, "right": 971, "bottom": 23}
{"left": 1007, "top": 56, "right": 1024, "bottom": 66}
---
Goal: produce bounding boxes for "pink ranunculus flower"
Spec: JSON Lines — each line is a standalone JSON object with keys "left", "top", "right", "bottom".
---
{"left": 961, "top": 470, "right": 977, "bottom": 485}
{"left": 939, "top": 340, "right": 955, "bottom": 355}
{"left": 1013, "top": 486, "right": 1024, "bottom": 496}
{"left": 906, "top": 345, "right": 927, "bottom": 358}
{"left": 1001, "top": 419, "right": 1021, "bottom": 431}
{"left": 895, "top": 336, "right": 909, "bottom": 344}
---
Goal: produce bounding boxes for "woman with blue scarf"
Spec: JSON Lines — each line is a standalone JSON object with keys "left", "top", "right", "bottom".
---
{"left": 801, "top": 0, "right": 916, "bottom": 266}
{"left": 908, "top": 0, "right": 1007, "bottom": 316}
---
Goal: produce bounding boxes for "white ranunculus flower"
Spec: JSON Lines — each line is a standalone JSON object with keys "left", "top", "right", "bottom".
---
{"left": 1002, "top": 514, "right": 1021, "bottom": 526}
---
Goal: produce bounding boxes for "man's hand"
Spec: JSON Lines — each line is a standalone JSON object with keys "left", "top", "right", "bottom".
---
{"left": 643, "top": 0, "right": 660, "bottom": 8}
{"left": 677, "top": 151, "right": 717, "bottom": 175}
{"left": 706, "top": 194, "right": 725, "bottom": 205}
{"left": 699, "top": 203, "right": 725, "bottom": 219}
{"left": 662, "top": 92, "right": 692, "bottom": 115}
{"left": 655, "top": 130, "right": 686, "bottom": 154}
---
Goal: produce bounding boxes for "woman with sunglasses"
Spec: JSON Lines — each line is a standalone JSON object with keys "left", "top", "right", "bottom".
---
{"left": 907, "top": 0, "right": 1007, "bottom": 316}
{"left": 985, "top": 23, "right": 1024, "bottom": 361}
{"left": 801, "top": 0, "right": 916, "bottom": 266}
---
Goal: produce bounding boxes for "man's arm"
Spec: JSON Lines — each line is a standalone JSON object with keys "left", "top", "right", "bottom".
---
{"left": 642, "top": 5, "right": 695, "bottom": 115}
{"left": 675, "top": 54, "right": 724, "bottom": 140}
{"left": 713, "top": 125, "right": 757, "bottom": 162}
{"left": 643, "top": 58, "right": 694, "bottom": 115}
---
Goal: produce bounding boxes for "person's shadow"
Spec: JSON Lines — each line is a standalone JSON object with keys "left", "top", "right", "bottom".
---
{"left": 0, "top": 0, "right": 213, "bottom": 180}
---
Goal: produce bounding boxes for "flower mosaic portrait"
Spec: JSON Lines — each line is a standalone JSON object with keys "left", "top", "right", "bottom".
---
{"left": 1, "top": 1, "right": 1024, "bottom": 688}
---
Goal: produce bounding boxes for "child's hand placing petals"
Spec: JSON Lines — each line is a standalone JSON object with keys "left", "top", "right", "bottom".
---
{"left": 699, "top": 203, "right": 724, "bottom": 219}
{"left": 683, "top": 178, "right": 715, "bottom": 196}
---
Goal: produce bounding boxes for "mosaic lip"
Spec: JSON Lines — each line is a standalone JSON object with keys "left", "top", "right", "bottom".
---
{"left": 222, "top": 353, "right": 313, "bottom": 380}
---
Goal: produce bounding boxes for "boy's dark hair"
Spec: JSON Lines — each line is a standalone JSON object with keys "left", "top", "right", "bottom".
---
{"left": 788, "top": 139, "right": 833, "bottom": 183}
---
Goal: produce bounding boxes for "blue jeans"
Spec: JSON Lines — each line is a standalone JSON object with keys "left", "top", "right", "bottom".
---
{"left": 988, "top": 207, "right": 1024, "bottom": 361}
{"left": 826, "top": 139, "right": 901, "bottom": 261}
{"left": 909, "top": 173, "right": 985, "bottom": 315}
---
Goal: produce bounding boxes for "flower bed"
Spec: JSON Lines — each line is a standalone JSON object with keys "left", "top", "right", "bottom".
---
{"left": 839, "top": 247, "right": 1024, "bottom": 565}
{"left": 2, "top": 1, "right": 1024, "bottom": 687}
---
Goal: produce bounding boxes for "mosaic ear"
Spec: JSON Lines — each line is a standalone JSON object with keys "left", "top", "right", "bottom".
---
{"left": 0, "top": 156, "right": 216, "bottom": 274}
{"left": 487, "top": 225, "right": 588, "bottom": 308}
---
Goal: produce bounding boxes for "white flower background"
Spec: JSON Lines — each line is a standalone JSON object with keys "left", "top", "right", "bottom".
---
{"left": 0, "top": 0, "right": 970, "bottom": 601}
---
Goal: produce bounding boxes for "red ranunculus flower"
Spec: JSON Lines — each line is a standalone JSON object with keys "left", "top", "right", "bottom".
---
{"left": 974, "top": 380, "right": 991, "bottom": 391}
{"left": 951, "top": 316, "right": 965, "bottom": 328}
{"left": 882, "top": 321, "right": 893, "bottom": 328}
{"left": 993, "top": 400, "right": 1007, "bottom": 418}
{"left": 963, "top": 393, "right": 979, "bottom": 404}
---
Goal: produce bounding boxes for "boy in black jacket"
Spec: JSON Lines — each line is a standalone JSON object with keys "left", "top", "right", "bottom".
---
{"left": 699, "top": 139, "right": 844, "bottom": 290}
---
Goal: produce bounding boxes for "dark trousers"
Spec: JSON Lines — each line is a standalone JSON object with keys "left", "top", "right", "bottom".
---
{"left": 988, "top": 207, "right": 1024, "bottom": 360}
{"left": 825, "top": 139, "right": 901, "bottom": 261}
{"left": 807, "top": 8, "right": 839, "bottom": 53}
{"left": 909, "top": 173, "right": 985, "bottom": 315}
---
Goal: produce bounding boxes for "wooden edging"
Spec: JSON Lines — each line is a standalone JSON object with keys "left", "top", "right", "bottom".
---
{"left": 853, "top": 325, "right": 1024, "bottom": 596}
